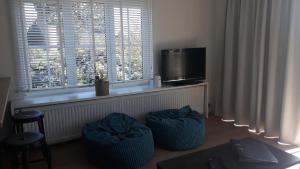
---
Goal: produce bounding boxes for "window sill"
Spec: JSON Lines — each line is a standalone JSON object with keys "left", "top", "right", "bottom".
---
{"left": 11, "top": 82, "right": 208, "bottom": 110}
{"left": 12, "top": 84, "right": 153, "bottom": 109}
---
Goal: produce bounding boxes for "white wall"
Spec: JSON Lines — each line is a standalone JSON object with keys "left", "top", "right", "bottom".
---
{"left": 0, "top": 0, "right": 227, "bottom": 107}
{"left": 152, "top": 0, "right": 228, "bottom": 114}
{"left": 152, "top": 0, "right": 210, "bottom": 74}
{"left": 0, "top": 0, "right": 16, "bottom": 99}
{"left": 0, "top": 0, "right": 15, "bottom": 77}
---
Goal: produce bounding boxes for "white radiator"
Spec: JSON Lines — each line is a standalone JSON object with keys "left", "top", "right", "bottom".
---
{"left": 14, "top": 84, "right": 206, "bottom": 144}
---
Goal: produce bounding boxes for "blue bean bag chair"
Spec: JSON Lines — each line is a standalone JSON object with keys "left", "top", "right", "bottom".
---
{"left": 82, "top": 113, "right": 154, "bottom": 169}
{"left": 146, "top": 105, "right": 205, "bottom": 150}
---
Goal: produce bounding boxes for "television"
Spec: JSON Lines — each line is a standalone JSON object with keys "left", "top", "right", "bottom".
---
{"left": 161, "top": 47, "right": 206, "bottom": 84}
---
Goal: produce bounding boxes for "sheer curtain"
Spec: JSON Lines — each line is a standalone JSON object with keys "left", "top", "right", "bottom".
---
{"left": 217, "top": 0, "right": 300, "bottom": 145}
{"left": 280, "top": 0, "right": 300, "bottom": 145}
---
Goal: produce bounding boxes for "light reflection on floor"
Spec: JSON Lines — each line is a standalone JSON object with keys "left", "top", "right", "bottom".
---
{"left": 286, "top": 148, "right": 300, "bottom": 169}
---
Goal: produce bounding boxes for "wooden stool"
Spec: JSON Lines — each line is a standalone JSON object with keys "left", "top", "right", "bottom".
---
{"left": 12, "top": 110, "right": 45, "bottom": 134}
{"left": 5, "top": 111, "right": 51, "bottom": 169}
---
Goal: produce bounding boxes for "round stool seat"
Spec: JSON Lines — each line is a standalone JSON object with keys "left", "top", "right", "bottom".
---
{"left": 6, "top": 132, "right": 44, "bottom": 147}
{"left": 13, "top": 111, "right": 44, "bottom": 123}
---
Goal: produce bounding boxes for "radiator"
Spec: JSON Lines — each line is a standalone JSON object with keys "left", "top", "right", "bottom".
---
{"left": 15, "top": 84, "right": 206, "bottom": 144}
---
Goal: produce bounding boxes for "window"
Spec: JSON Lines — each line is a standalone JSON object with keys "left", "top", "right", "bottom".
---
{"left": 14, "top": 0, "right": 153, "bottom": 92}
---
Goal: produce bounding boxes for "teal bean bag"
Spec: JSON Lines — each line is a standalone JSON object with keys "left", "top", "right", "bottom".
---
{"left": 82, "top": 113, "right": 154, "bottom": 169}
{"left": 146, "top": 105, "right": 205, "bottom": 150}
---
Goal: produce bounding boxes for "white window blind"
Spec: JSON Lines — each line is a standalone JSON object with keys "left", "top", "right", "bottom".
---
{"left": 13, "top": 0, "right": 153, "bottom": 92}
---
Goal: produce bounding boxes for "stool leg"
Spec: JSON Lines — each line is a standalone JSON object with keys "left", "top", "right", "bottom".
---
{"left": 46, "top": 147, "right": 52, "bottom": 169}
{"left": 17, "top": 124, "right": 24, "bottom": 134}
{"left": 10, "top": 150, "right": 19, "bottom": 169}
{"left": 38, "top": 117, "right": 52, "bottom": 169}
{"left": 41, "top": 140, "right": 51, "bottom": 169}
{"left": 37, "top": 118, "right": 45, "bottom": 135}
{"left": 11, "top": 121, "right": 16, "bottom": 134}
{"left": 0, "top": 147, "right": 3, "bottom": 169}
{"left": 21, "top": 150, "right": 29, "bottom": 169}
{"left": 11, "top": 121, "right": 24, "bottom": 134}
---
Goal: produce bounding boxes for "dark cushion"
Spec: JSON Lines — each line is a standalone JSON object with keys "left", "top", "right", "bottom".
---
{"left": 82, "top": 113, "right": 154, "bottom": 169}
{"left": 146, "top": 105, "right": 205, "bottom": 150}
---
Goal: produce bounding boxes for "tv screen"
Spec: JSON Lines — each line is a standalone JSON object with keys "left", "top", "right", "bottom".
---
{"left": 161, "top": 48, "right": 206, "bottom": 83}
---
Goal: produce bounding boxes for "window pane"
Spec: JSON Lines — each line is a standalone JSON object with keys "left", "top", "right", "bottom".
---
{"left": 95, "top": 47, "right": 107, "bottom": 78}
{"left": 24, "top": 2, "right": 64, "bottom": 89}
{"left": 130, "top": 45, "right": 143, "bottom": 80}
{"left": 73, "top": 2, "right": 93, "bottom": 46}
{"left": 72, "top": 1, "right": 93, "bottom": 85}
{"left": 75, "top": 48, "right": 94, "bottom": 85}
{"left": 114, "top": 7, "right": 124, "bottom": 81}
{"left": 126, "top": 8, "right": 143, "bottom": 80}
{"left": 93, "top": 3, "right": 107, "bottom": 78}
{"left": 93, "top": 3, "right": 106, "bottom": 38}
{"left": 114, "top": 6, "right": 143, "bottom": 81}
{"left": 72, "top": 1, "right": 107, "bottom": 84}
{"left": 29, "top": 48, "right": 64, "bottom": 88}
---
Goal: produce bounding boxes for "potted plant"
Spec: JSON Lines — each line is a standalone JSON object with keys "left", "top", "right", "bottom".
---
{"left": 95, "top": 72, "right": 109, "bottom": 96}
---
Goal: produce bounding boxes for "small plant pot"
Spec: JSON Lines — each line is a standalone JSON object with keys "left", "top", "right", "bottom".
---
{"left": 95, "top": 80, "right": 109, "bottom": 96}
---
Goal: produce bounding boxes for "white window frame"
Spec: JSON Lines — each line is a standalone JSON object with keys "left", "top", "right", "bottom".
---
{"left": 13, "top": 0, "right": 153, "bottom": 94}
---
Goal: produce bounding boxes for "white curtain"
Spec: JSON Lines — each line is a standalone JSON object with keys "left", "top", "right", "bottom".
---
{"left": 218, "top": 0, "right": 300, "bottom": 145}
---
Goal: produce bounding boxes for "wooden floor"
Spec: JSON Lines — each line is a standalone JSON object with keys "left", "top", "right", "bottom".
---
{"left": 6, "top": 116, "right": 297, "bottom": 169}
